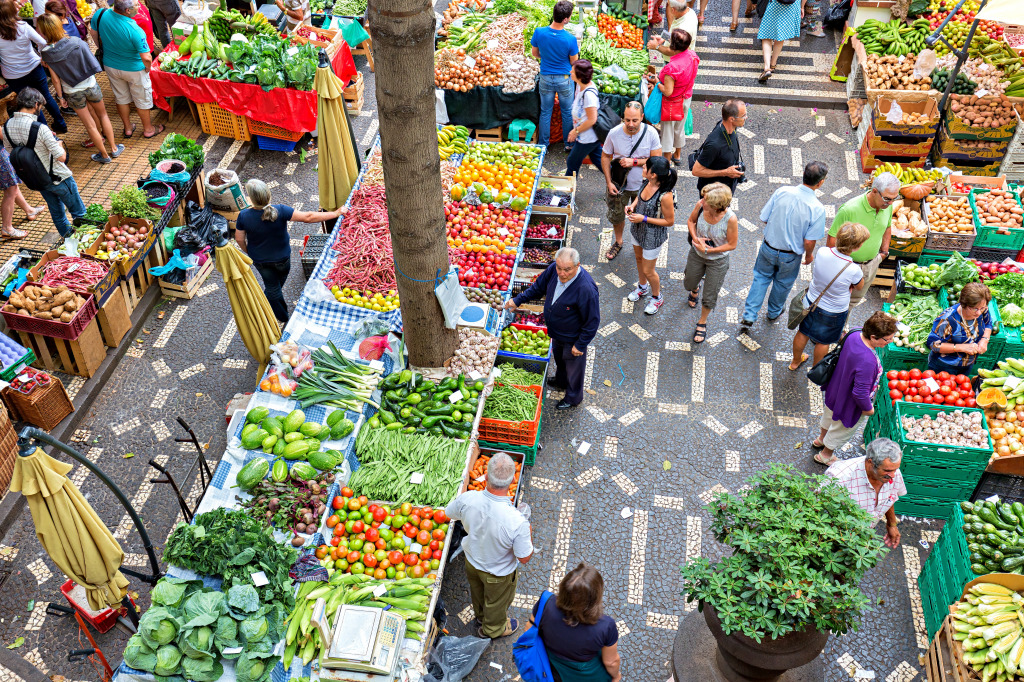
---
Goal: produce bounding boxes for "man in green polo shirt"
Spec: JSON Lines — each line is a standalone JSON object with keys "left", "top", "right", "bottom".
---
{"left": 826, "top": 172, "right": 899, "bottom": 306}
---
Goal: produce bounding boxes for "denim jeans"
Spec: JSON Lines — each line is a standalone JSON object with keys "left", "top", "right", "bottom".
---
{"left": 254, "top": 258, "right": 292, "bottom": 323}
{"left": 6, "top": 65, "right": 66, "bottom": 131}
{"left": 565, "top": 140, "right": 602, "bottom": 177}
{"left": 40, "top": 176, "right": 86, "bottom": 238}
{"left": 742, "top": 242, "right": 803, "bottom": 322}
{"left": 538, "top": 74, "right": 574, "bottom": 147}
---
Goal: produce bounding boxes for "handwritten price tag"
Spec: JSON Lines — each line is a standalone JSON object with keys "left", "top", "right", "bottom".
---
{"left": 497, "top": 227, "right": 509, "bottom": 236}
{"left": 615, "top": 24, "right": 623, "bottom": 33}
{"left": 465, "top": 56, "right": 476, "bottom": 68}
{"left": 549, "top": 196, "right": 560, "bottom": 206}
{"left": 373, "top": 584, "right": 387, "bottom": 597}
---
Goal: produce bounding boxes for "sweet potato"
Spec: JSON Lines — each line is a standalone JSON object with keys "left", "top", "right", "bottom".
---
{"left": 59, "top": 312, "right": 73, "bottom": 323}
{"left": 52, "top": 290, "right": 73, "bottom": 307}
{"left": 34, "top": 311, "right": 52, "bottom": 320}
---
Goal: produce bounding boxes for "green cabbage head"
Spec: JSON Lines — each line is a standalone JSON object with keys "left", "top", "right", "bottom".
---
{"left": 139, "top": 607, "right": 180, "bottom": 648}
{"left": 153, "top": 643, "right": 183, "bottom": 677}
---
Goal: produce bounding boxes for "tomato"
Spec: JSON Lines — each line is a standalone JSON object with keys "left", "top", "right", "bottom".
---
{"left": 374, "top": 568, "right": 387, "bottom": 580}
{"left": 351, "top": 562, "right": 365, "bottom": 574}
{"left": 897, "top": 381, "right": 909, "bottom": 392}
{"left": 404, "top": 553, "right": 419, "bottom": 566}
{"left": 363, "top": 553, "right": 378, "bottom": 568}
{"left": 432, "top": 528, "right": 446, "bottom": 541}
{"left": 410, "top": 564, "right": 425, "bottom": 579}
{"left": 392, "top": 514, "right": 406, "bottom": 529}
{"left": 939, "top": 385, "right": 952, "bottom": 395}
{"left": 341, "top": 487, "right": 354, "bottom": 498}
{"left": 966, "top": 398, "right": 977, "bottom": 408}
{"left": 912, "top": 395, "right": 923, "bottom": 402}
{"left": 924, "top": 395, "right": 934, "bottom": 403}
{"left": 887, "top": 370, "right": 898, "bottom": 380}
{"left": 949, "top": 391, "right": 960, "bottom": 401}
{"left": 434, "top": 510, "right": 448, "bottom": 524}
{"left": 938, "top": 371, "right": 950, "bottom": 380}
{"left": 408, "top": 513, "right": 422, "bottom": 527}
{"left": 347, "top": 550, "right": 361, "bottom": 563}
{"left": 390, "top": 537, "right": 406, "bottom": 550}
{"left": 889, "top": 389, "right": 902, "bottom": 400}
{"left": 368, "top": 504, "right": 379, "bottom": 514}
{"left": 365, "top": 528, "right": 379, "bottom": 543}
{"left": 417, "top": 530, "right": 431, "bottom": 545}
{"left": 380, "top": 528, "right": 394, "bottom": 542}
{"left": 420, "top": 519, "right": 434, "bottom": 532}
{"left": 944, "top": 394, "right": 957, "bottom": 405}
{"left": 429, "top": 540, "right": 440, "bottom": 551}
{"left": 923, "top": 370, "right": 935, "bottom": 378}
{"left": 400, "top": 502, "right": 413, "bottom": 516}
{"left": 433, "top": 549, "right": 443, "bottom": 560}
{"left": 955, "top": 398, "right": 966, "bottom": 407}
{"left": 316, "top": 546, "right": 330, "bottom": 560}
{"left": 375, "top": 539, "right": 387, "bottom": 551}
{"left": 358, "top": 495, "right": 369, "bottom": 507}
{"left": 372, "top": 508, "right": 387, "bottom": 522}
{"left": 326, "top": 514, "right": 340, "bottom": 528}
{"left": 430, "top": 559, "right": 440, "bottom": 570}
{"left": 405, "top": 525, "right": 419, "bottom": 539}
{"left": 388, "top": 549, "right": 404, "bottom": 564}
{"left": 918, "top": 385, "right": 930, "bottom": 397}
{"left": 909, "top": 369, "right": 921, "bottom": 379}
{"left": 352, "top": 520, "right": 364, "bottom": 534}
{"left": 330, "top": 536, "right": 340, "bottom": 546}
{"left": 908, "top": 387, "right": 918, "bottom": 396}
{"left": 420, "top": 546, "right": 433, "bottom": 561}
{"left": 421, "top": 507, "right": 434, "bottom": 519}
{"left": 332, "top": 497, "right": 345, "bottom": 510}
{"left": 897, "top": 370, "right": 909, "bottom": 380}
{"left": 347, "top": 498, "right": 362, "bottom": 511}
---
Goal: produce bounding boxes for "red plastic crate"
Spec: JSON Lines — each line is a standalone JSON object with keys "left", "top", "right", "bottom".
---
{"left": 478, "top": 383, "right": 542, "bottom": 446}
{"left": 60, "top": 579, "right": 129, "bottom": 633}
{"left": 1, "top": 284, "right": 98, "bottom": 340}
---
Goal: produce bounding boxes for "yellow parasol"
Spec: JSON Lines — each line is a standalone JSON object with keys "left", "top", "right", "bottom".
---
{"left": 10, "top": 448, "right": 129, "bottom": 611}
{"left": 214, "top": 242, "right": 278, "bottom": 381}
{"left": 976, "top": 0, "right": 1019, "bottom": 24}
{"left": 316, "top": 50, "right": 360, "bottom": 212}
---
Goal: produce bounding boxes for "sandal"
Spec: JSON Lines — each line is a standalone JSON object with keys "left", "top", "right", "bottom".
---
{"left": 788, "top": 353, "right": 809, "bottom": 371}
{"left": 730, "top": 21, "right": 738, "bottom": 31}
{"left": 810, "top": 439, "right": 825, "bottom": 450}
{"left": 758, "top": 69, "right": 772, "bottom": 83}
{"left": 813, "top": 452, "right": 837, "bottom": 466}
{"left": 81, "top": 139, "right": 95, "bottom": 148}
{"left": 143, "top": 124, "right": 165, "bottom": 139}
{"left": 605, "top": 241, "right": 623, "bottom": 260}
{"left": 688, "top": 290, "right": 699, "bottom": 308}
{"left": 697, "top": 12, "right": 704, "bottom": 25}
{"left": 25, "top": 206, "right": 44, "bottom": 220}
{"left": 123, "top": 123, "right": 136, "bottom": 138}
{"left": 1, "top": 228, "right": 27, "bottom": 241}
{"left": 694, "top": 322, "right": 707, "bottom": 343}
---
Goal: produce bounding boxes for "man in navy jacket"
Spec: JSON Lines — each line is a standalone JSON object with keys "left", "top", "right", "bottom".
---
{"left": 505, "top": 247, "right": 600, "bottom": 409}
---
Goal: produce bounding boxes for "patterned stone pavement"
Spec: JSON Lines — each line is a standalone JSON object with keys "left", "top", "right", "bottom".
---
{"left": 0, "top": 0, "right": 936, "bottom": 679}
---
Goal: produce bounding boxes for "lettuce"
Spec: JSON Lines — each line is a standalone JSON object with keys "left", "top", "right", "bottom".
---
{"left": 1001, "top": 303, "right": 1024, "bottom": 327}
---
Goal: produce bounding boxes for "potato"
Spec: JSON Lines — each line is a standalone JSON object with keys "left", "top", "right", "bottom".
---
{"left": 50, "top": 305, "right": 64, "bottom": 317}
{"left": 34, "top": 311, "right": 52, "bottom": 320}
{"left": 59, "top": 312, "right": 72, "bottom": 323}
{"left": 52, "top": 290, "right": 73, "bottom": 307}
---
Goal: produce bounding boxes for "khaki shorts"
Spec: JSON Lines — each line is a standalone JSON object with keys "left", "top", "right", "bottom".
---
{"left": 104, "top": 66, "right": 153, "bottom": 109}
{"left": 820, "top": 402, "right": 868, "bottom": 452}
{"left": 65, "top": 82, "right": 103, "bottom": 110}
{"left": 606, "top": 189, "right": 639, "bottom": 225}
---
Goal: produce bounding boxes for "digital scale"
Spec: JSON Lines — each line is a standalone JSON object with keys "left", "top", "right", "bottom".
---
{"left": 311, "top": 600, "right": 406, "bottom": 679}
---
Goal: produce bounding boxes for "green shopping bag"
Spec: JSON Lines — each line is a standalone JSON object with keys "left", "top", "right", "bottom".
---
{"left": 685, "top": 106, "right": 693, "bottom": 135}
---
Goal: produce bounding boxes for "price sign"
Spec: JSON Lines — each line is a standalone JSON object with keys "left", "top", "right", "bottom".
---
{"left": 487, "top": 39, "right": 498, "bottom": 49}
{"left": 497, "top": 227, "right": 509, "bottom": 236}
{"left": 449, "top": 390, "right": 464, "bottom": 403}
{"left": 492, "top": 368, "right": 502, "bottom": 378}
{"left": 549, "top": 196, "right": 560, "bottom": 206}
{"left": 474, "top": 475, "right": 486, "bottom": 482}
{"left": 373, "top": 584, "right": 387, "bottom": 597}
{"left": 923, "top": 377, "right": 940, "bottom": 393}
{"left": 251, "top": 571, "right": 270, "bottom": 586}
{"left": 469, "top": 370, "right": 483, "bottom": 380}
{"left": 1006, "top": 376, "right": 1022, "bottom": 392}
{"left": 410, "top": 472, "right": 424, "bottom": 485}
{"left": 547, "top": 226, "right": 559, "bottom": 237}
{"left": 465, "top": 55, "right": 476, "bottom": 68}
{"left": 615, "top": 23, "right": 622, "bottom": 33}
{"left": 286, "top": 46, "right": 299, "bottom": 56}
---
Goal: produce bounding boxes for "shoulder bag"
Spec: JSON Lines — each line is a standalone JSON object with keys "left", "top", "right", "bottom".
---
{"left": 93, "top": 8, "right": 107, "bottom": 67}
{"left": 609, "top": 124, "right": 651, "bottom": 190}
{"left": 593, "top": 99, "right": 622, "bottom": 143}
{"left": 513, "top": 591, "right": 555, "bottom": 682}
{"left": 786, "top": 260, "right": 852, "bottom": 330}
{"left": 807, "top": 330, "right": 856, "bottom": 386}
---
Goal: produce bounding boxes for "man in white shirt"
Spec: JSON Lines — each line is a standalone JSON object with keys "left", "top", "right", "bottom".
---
{"left": 446, "top": 452, "right": 533, "bottom": 638}
{"left": 647, "top": 0, "right": 698, "bottom": 55}
{"left": 825, "top": 439, "right": 906, "bottom": 548}
{"left": 601, "top": 103, "right": 662, "bottom": 261}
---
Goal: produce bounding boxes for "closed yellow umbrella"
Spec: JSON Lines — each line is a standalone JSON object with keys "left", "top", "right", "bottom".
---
{"left": 316, "top": 51, "right": 360, "bottom": 212}
{"left": 10, "top": 448, "right": 129, "bottom": 611}
{"left": 214, "top": 242, "right": 278, "bottom": 380}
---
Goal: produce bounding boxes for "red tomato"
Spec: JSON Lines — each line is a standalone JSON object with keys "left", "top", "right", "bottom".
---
{"left": 898, "top": 371, "right": 910, "bottom": 380}
{"left": 332, "top": 497, "right": 345, "bottom": 510}
{"left": 913, "top": 395, "right": 924, "bottom": 403}
{"left": 405, "top": 525, "right": 419, "bottom": 539}
{"left": 909, "top": 369, "right": 922, "bottom": 379}
{"left": 375, "top": 539, "right": 387, "bottom": 550}
{"left": 939, "top": 385, "right": 952, "bottom": 396}
{"left": 372, "top": 508, "right": 387, "bottom": 522}
{"left": 341, "top": 487, "right": 354, "bottom": 498}
{"left": 429, "top": 540, "right": 440, "bottom": 551}
{"left": 417, "top": 530, "right": 431, "bottom": 545}
{"left": 955, "top": 398, "right": 966, "bottom": 407}
{"left": 388, "top": 550, "right": 404, "bottom": 564}
{"left": 326, "top": 514, "right": 340, "bottom": 528}
{"left": 897, "top": 381, "right": 909, "bottom": 392}
{"left": 918, "top": 385, "right": 930, "bottom": 397}
{"left": 358, "top": 495, "right": 369, "bottom": 507}
{"left": 347, "top": 550, "right": 361, "bottom": 563}
{"left": 404, "top": 554, "right": 419, "bottom": 566}
{"left": 365, "top": 528, "right": 379, "bottom": 543}
{"left": 949, "top": 391, "right": 960, "bottom": 401}
{"left": 887, "top": 370, "right": 898, "bottom": 380}
{"left": 363, "top": 554, "right": 378, "bottom": 568}
{"left": 908, "top": 387, "right": 919, "bottom": 396}
{"left": 352, "top": 520, "right": 364, "bottom": 534}
{"left": 924, "top": 395, "right": 934, "bottom": 404}
{"left": 419, "top": 546, "right": 433, "bottom": 561}
{"left": 331, "top": 537, "right": 340, "bottom": 546}
{"left": 944, "top": 395, "right": 957, "bottom": 405}
{"left": 432, "top": 528, "right": 446, "bottom": 541}
{"left": 938, "top": 371, "right": 951, "bottom": 380}
{"left": 432, "top": 549, "right": 443, "bottom": 560}
{"left": 966, "top": 398, "right": 977, "bottom": 407}
{"left": 408, "top": 513, "right": 422, "bottom": 527}
{"left": 890, "top": 389, "right": 902, "bottom": 399}
{"left": 923, "top": 369, "right": 936, "bottom": 378}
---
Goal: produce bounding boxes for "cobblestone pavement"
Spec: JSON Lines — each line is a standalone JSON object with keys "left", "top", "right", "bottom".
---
{"left": 0, "top": 2, "right": 935, "bottom": 679}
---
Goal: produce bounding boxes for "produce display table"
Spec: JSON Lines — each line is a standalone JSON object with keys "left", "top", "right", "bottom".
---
{"left": 151, "top": 44, "right": 357, "bottom": 133}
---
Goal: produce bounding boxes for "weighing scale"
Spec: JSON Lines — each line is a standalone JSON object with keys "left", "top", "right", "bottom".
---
{"left": 311, "top": 599, "right": 406, "bottom": 679}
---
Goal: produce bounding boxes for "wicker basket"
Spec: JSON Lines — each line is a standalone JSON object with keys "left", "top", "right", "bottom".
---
{"left": 0, "top": 403, "right": 18, "bottom": 494}
{"left": 2, "top": 377, "right": 73, "bottom": 431}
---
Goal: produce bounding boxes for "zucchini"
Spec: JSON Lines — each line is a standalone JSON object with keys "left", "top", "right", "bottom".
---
{"left": 1003, "top": 554, "right": 1024, "bottom": 572}
{"left": 998, "top": 504, "right": 1021, "bottom": 527}
{"left": 979, "top": 508, "right": 1016, "bottom": 532}
{"left": 973, "top": 562, "right": 988, "bottom": 574}
{"left": 1013, "top": 501, "right": 1024, "bottom": 520}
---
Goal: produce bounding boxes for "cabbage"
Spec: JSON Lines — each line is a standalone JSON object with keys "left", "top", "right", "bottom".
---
{"left": 181, "top": 625, "right": 214, "bottom": 659}
{"left": 227, "top": 584, "right": 260, "bottom": 613}
{"left": 153, "top": 643, "right": 183, "bottom": 677}
{"left": 151, "top": 577, "right": 199, "bottom": 609}
{"left": 214, "top": 614, "right": 240, "bottom": 653}
{"left": 123, "top": 634, "right": 157, "bottom": 673}
{"left": 139, "top": 607, "right": 180, "bottom": 648}
{"left": 240, "top": 612, "right": 269, "bottom": 641}
{"left": 235, "top": 652, "right": 278, "bottom": 682}
{"left": 181, "top": 590, "right": 226, "bottom": 628}
{"left": 181, "top": 655, "right": 223, "bottom": 682}
{"left": 1002, "top": 303, "right": 1024, "bottom": 327}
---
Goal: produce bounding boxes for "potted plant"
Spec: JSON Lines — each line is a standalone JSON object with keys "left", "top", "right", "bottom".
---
{"left": 680, "top": 464, "right": 886, "bottom": 678}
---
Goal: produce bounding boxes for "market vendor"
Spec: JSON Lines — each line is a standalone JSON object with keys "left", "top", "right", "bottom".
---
{"left": 275, "top": 0, "right": 310, "bottom": 33}
{"left": 235, "top": 179, "right": 342, "bottom": 323}
{"left": 504, "top": 247, "right": 599, "bottom": 410}
{"left": 825, "top": 438, "right": 906, "bottom": 548}
{"left": 926, "top": 282, "right": 993, "bottom": 375}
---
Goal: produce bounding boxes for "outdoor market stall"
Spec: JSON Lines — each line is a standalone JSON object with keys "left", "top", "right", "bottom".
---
{"left": 110, "top": 133, "right": 552, "bottom": 682}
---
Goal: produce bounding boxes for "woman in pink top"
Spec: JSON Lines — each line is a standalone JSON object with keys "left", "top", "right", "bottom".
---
{"left": 648, "top": 29, "right": 699, "bottom": 167}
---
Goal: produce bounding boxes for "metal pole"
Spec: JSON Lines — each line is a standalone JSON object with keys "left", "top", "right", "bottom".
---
{"left": 924, "top": 0, "right": 988, "bottom": 113}
{"left": 17, "top": 427, "right": 163, "bottom": 585}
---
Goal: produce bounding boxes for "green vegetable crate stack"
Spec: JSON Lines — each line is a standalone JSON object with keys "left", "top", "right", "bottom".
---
{"left": 916, "top": 500, "right": 972, "bottom": 640}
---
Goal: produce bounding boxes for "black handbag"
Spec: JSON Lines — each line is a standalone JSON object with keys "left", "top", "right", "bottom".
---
{"left": 93, "top": 9, "right": 107, "bottom": 67}
{"left": 756, "top": 0, "right": 770, "bottom": 16}
{"left": 686, "top": 122, "right": 714, "bottom": 172}
{"left": 593, "top": 101, "right": 621, "bottom": 143}
{"left": 807, "top": 331, "right": 856, "bottom": 387}
{"left": 609, "top": 124, "right": 651, "bottom": 190}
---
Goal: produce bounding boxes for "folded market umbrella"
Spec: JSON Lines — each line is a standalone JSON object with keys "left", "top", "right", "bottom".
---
{"left": 10, "top": 448, "right": 129, "bottom": 611}
{"left": 214, "top": 242, "right": 278, "bottom": 380}
{"left": 316, "top": 50, "right": 360, "bottom": 212}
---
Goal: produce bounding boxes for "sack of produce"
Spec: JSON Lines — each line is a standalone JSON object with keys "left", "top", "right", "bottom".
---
{"left": 204, "top": 169, "right": 249, "bottom": 212}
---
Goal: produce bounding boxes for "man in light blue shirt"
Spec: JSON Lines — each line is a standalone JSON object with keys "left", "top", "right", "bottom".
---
{"left": 741, "top": 161, "right": 828, "bottom": 329}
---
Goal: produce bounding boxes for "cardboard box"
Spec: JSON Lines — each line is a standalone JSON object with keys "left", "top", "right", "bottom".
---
{"left": 872, "top": 96, "right": 941, "bottom": 137}
{"left": 863, "top": 125, "right": 932, "bottom": 157}
{"left": 945, "top": 107, "right": 1019, "bottom": 142}
{"left": 937, "top": 122, "right": 1010, "bottom": 161}
{"left": 945, "top": 173, "right": 1009, "bottom": 196}
{"left": 931, "top": 148, "right": 1003, "bottom": 177}
{"left": 858, "top": 143, "right": 927, "bottom": 173}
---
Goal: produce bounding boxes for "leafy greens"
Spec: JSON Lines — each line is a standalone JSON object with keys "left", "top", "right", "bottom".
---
{"left": 148, "top": 132, "right": 205, "bottom": 171}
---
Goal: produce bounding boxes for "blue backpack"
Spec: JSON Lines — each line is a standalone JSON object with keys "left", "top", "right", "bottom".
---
{"left": 513, "top": 590, "right": 555, "bottom": 682}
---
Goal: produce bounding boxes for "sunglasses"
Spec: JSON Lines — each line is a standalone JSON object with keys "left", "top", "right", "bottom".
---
{"left": 875, "top": 191, "right": 899, "bottom": 204}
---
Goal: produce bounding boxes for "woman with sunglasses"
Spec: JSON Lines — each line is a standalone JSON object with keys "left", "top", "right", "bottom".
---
{"left": 925, "top": 282, "right": 993, "bottom": 375}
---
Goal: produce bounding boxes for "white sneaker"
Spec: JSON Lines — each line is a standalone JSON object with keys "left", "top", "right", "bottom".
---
{"left": 627, "top": 284, "right": 650, "bottom": 302}
{"left": 645, "top": 296, "right": 664, "bottom": 315}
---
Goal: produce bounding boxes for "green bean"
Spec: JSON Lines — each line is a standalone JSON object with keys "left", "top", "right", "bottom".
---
{"left": 352, "top": 428, "right": 468, "bottom": 506}
{"left": 482, "top": 384, "right": 538, "bottom": 421}
{"left": 495, "top": 362, "right": 544, "bottom": 387}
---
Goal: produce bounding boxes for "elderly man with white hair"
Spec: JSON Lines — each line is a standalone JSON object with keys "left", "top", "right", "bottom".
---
{"left": 505, "top": 247, "right": 600, "bottom": 409}
{"left": 826, "top": 171, "right": 900, "bottom": 306}
{"left": 825, "top": 438, "right": 907, "bottom": 548}
{"left": 446, "top": 452, "right": 533, "bottom": 639}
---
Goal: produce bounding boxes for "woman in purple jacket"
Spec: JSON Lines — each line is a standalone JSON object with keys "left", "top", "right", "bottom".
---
{"left": 812, "top": 311, "right": 898, "bottom": 466}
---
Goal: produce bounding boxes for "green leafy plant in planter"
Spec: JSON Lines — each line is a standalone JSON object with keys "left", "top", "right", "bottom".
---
{"left": 681, "top": 464, "right": 886, "bottom": 643}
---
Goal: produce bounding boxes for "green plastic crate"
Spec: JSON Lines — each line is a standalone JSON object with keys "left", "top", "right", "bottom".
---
{"left": 917, "top": 251, "right": 958, "bottom": 268}
{"left": 894, "top": 494, "right": 960, "bottom": 519}
{"left": 969, "top": 188, "right": 1024, "bottom": 250}
{"left": 0, "top": 348, "right": 34, "bottom": 382}
{"left": 919, "top": 573, "right": 948, "bottom": 641}
{"left": 894, "top": 401, "right": 993, "bottom": 465}
{"left": 478, "top": 412, "right": 542, "bottom": 465}
{"left": 900, "top": 458, "right": 987, "bottom": 483}
{"left": 902, "top": 476, "right": 979, "bottom": 502}
{"left": 877, "top": 343, "right": 929, "bottom": 372}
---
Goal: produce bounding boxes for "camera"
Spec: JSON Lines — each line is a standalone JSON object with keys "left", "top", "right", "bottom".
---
{"left": 736, "top": 161, "right": 747, "bottom": 185}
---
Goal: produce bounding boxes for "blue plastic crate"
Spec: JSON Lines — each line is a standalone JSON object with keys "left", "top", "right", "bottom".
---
{"left": 255, "top": 135, "right": 299, "bottom": 152}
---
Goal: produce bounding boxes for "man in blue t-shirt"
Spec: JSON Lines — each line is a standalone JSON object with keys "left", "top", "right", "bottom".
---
{"left": 530, "top": 0, "right": 578, "bottom": 149}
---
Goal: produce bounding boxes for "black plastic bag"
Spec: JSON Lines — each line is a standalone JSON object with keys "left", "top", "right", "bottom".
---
{"left": 175, "top": 201, "right": 228, "bottom": 256}
{"left": 824, "top": 0, "right": 853, "bottom": 29}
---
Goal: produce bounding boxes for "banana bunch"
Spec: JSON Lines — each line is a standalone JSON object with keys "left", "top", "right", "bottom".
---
{"left": 438, "top": 125, "right": 469, "bottom": 160}
{"left": 207, "top": 8, "right": 247, "bottom": 42}
{"left": 870, "top": 162, "right": 941, "bottom": 184}
{"left": 857, "top": 18, "right": 930, "bottom": 56}
{"left": 228, "top": 11, "right": 278, "bottom": 37}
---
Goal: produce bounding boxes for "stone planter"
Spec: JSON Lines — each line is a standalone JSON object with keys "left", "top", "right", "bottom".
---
{"left": 703, "top": 603, "right": 829, "bottom": 681}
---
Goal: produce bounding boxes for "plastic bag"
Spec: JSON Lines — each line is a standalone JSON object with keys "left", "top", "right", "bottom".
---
{"left": 175, "top": 202, "right": 228, "bottom": 255}
{"left": 885, "top": 101, "right": 903, "bottom": 124}
{"left": 823, "top": 0, "right": 852, "bottom": 29}
{"left": 913, "top": 50, "right": 937, "bottom": 81}
{"left": 603, "top": 64, "right": 628, "bottom": 80}
{"left": 204, "top": 169, "right": 249, "bottom": 212}
{"left": 422, "top": 636, "right": 491, "bottom": 682}
{"left": 270, "top": 341, "right": 313, "bottom": 376}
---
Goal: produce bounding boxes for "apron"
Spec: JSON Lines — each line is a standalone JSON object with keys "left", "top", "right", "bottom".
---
{"left": 549, "top": 651, "right": 611, "bottom": 682}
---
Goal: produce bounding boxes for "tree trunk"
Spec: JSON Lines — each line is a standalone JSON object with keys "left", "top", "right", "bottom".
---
{"left": 366, "top": 0, "right": 458, "bottom": 367}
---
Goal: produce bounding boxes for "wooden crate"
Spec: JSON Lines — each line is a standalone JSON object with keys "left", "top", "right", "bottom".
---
{"left": 17, "top": 317, "right": 105, "bottom": 378}
{"left": 925, "top": 615, "right": 958, "bottom": 682}
{"left": 874, "top": 256, "right": 897, "bottom": 289}
{"left": 473, "top": 127, "right": 502, "bottom": 143}
{"left": 158, "top": 257, "right": 214, "bottom": 300}
{"left": 120, "top": 254, "right": 156, "bottom": 314}
{"left": 96, "top": 286, "right": 132, "bottom": 348}
{"left": 345, "top": 94, "right": 364, "bottom": 114}
{"left": 344, "top": 72, "right": 364, "bottom": 103}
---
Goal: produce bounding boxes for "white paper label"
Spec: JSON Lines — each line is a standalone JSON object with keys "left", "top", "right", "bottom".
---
{"left": 449, "top": 390, "right": 464, "bottom": 403}
{"left": 987, "top": 494, "right": 1002, "bottom": 503}
{"left": 410, "top": 542, "right": 423, "bottom": 553}
{"left": 854, "top": 670, "right": 876, "bottom": 680}
{"left": 469, "top": 370, "right": 483, "bottom": 380}
{"left": 490, "top": 663, "right": 504, "bottom": 672}
{"left": 373, "top": 584, "right": 387, "bottom": 597}
{"left": 465, "top": 55, "right": 476, "bottom": 68}
{"left": 1006, "top": 376, "right": 1022, "bottom": 392}
{"left": 474, "top": 474, "right": 486, "bottom": 482}
{"left": 451, "top": 16, "right": 463, "bottom": 27}
{"left": 923, "top": 377, "right": 940, "bottom": 393}
{"left": 620, "top": 506, "right": 632, "bottom": 518}
{"left": 615, "top": 23, "right": 622, "bottom": 33}
{"left": 67, "top": 262, "right": 80, "bottom": 273}
{"left": 546, "top": 226, "right": 559, "bottom": 237}
{"left": 492, "top": 368, "right": 502, "bottom": 378}
{"left": 410, "top": 472, "right": 424, "bottom": 485}
{"left": 549, "top": 196, "right": 560, "bottom": 206}
{"left": 578, "top": 441, "right": 591, "bottom": 454}
{"left": 223, "top": 646, "right": 244, "bottom": 655}
{"left": 369, "top": 360, "right": 384, "bottom": 370}
{"left": 498, "top": 227, "right": 509, "bottom": 236}
{"left": 251, "top": 571, "right": 269, "bottom": 586}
